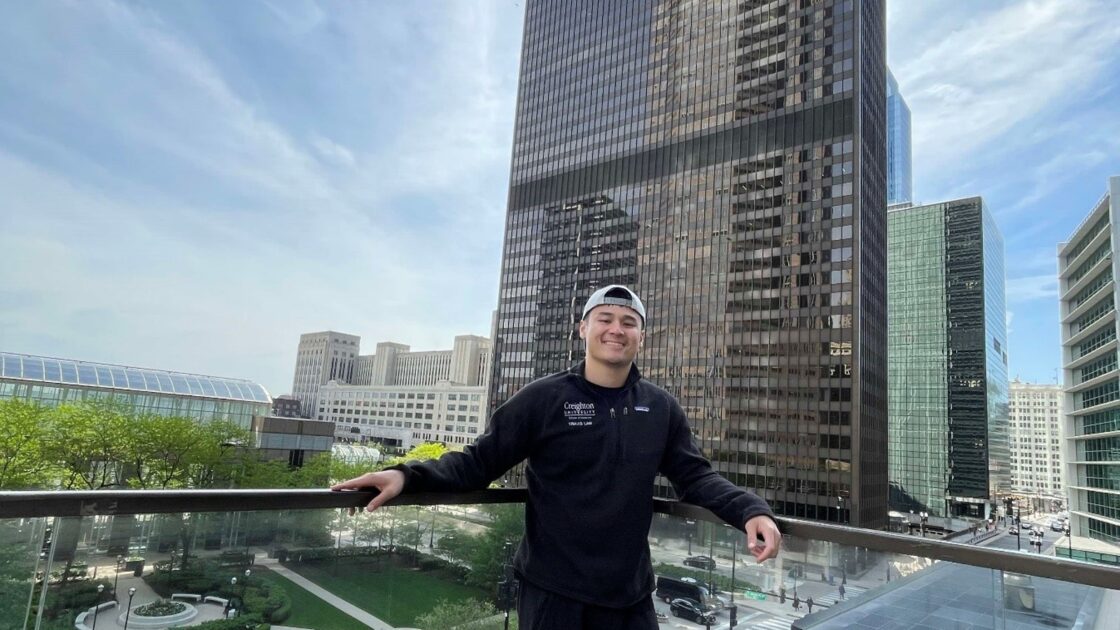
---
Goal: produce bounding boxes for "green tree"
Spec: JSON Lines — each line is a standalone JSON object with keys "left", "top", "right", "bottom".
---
{"left": 415, "top": 598, "right": 512, "bottom": 630}
{"left": 127, "top": 414, "right": 203, "bottom": 489}
{"left": 44, "top": 401, "right": 134, "bottom": 489}
{"left": 463, "top": 504, "right": 524, "bottom": 589}
{"left": 184, "top": 420, "right": 255, "bottom": 488}
{"left": 380, "top": 442, "right": 449, "bottom": 469}
{"left": 0, "top": 400, "right": 52, "bottom": 489}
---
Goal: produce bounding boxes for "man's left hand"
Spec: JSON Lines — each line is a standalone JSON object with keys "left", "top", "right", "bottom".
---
{"left": 745, "top": 515, "right": 781, "bottom": 562}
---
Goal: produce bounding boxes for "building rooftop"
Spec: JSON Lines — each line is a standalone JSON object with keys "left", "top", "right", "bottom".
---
{"left": 0, "top": 351, "right": 270, "bottom": 403}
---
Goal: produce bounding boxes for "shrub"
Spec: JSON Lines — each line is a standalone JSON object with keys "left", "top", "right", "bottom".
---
{"left": 50, "top": 579, "right": 112, "bottom": 610}
{"left": 268, "top": 597, "right": 291, "bottom": 624}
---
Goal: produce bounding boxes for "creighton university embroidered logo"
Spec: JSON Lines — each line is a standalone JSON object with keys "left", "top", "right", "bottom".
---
{"left": 564, "top": 401, "right": 595, "bottom": 426}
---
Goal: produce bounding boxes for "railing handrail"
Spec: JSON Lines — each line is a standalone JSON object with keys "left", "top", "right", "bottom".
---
{"left": 3, "top": 489, "right": 1119, "bottom": 590}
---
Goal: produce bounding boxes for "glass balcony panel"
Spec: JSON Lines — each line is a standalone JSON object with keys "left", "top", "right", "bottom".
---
{"left": 12, "top": 505, "right": 523, "bottom": 630}
{"left": 4, "top": 495, "right": 1120, "bottom": 629}
{"left": 649, "top": 511, "right": 1119, "bottom": 629}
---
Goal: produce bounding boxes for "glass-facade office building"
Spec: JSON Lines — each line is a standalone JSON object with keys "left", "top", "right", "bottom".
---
{"left": 886, "top": 69, "right": 912, "bottom": 206}
{"left": 887, "top": 198, "right": 1010, "bottom": 518}
{"left": 1059, "top": 175, "right": 1120, "bottom": 550}
{"left": 0, "top": 352, "right": 271, "bottom": 429}
{"left": 491, "top": 0, "right": 888, "bottom": 528}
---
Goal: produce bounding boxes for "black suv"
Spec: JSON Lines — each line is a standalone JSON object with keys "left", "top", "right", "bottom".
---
{"left": 670, "top": 598, "right": 717, "bottom": 625}
{"left": 683, "top": 555, "right": 716, "bottom": 570}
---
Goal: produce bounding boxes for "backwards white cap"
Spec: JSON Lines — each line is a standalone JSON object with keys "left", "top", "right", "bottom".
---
{"left": 581, "top": 285, "right": 646, "bottom": 324}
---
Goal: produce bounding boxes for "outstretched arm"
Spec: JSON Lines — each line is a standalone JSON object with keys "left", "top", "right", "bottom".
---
{"left": 659, "top": 398, "right": 781, "bottom": 562}
{"left": 330, "top": 388, "right": 538, "bottom": 511}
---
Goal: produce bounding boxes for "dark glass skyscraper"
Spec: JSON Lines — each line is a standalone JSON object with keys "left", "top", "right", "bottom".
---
{"left": 887, "top": 197, "right": 1010, "bottom": 518}
{"left": 491, "top": 0, "right": 888, "bottom": 528}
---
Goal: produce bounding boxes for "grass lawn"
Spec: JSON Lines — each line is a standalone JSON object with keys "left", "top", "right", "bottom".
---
{"left": 285, "top": 558, "right": 492, "bottom": 627}
{"left": 250, "top": 566, "right": 371, "bottom": 630}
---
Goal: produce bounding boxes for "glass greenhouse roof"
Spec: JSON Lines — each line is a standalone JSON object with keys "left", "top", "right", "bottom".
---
{"left": 0, "top": 352, "right": 271, "bottom": 403}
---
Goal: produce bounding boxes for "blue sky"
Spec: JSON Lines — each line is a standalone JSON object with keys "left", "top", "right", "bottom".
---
{"left": 1, "top": 1, "right": 1117, "bottom": 396}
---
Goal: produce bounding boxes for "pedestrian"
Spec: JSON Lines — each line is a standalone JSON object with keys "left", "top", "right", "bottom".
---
{"left": 333, "top": 285, "right": 783, "bottom": 630}
{"left": 780, "top": 587, "right": 787, "bottom": 604}
{"left": 839, "top": 583, "right": 845, "bottom": 600}
{"left": 793, "top": 595, "right": 801, "bottom": 611}
{"left": 806, "top": 597, "right": 814, "bottom": 613}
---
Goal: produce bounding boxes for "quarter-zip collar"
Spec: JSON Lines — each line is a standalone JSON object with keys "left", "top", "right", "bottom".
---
{"left": 567, "top": 360, "right": 642, "bottom": 394}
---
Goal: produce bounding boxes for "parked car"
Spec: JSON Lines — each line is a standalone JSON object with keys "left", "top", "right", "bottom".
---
{"left": 684, "top": 555, "right": 717, "bottom": 570}
{"left": 656, "top": 575, "right": 715, "bottom": 607}
{"left": 1009, "top": 525, "right": 1019, "bottom": 535}
{"left": 1050, "top": 520, "right": 1064, "bottom": 532}
{"left": 670, "top": 598, "right": 717, "bottom": 625}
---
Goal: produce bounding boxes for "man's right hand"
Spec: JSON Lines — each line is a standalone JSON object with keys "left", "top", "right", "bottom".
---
{"left": 331, "top": 470, "right": 405, "bottom": 515}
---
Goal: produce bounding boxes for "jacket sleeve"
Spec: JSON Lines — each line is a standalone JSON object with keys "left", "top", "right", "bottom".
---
{"left": 658, "top": 396, "right": 774, "bottom": 528}
{"left": 390, "top": 386, "right": 539, "bottom": 493}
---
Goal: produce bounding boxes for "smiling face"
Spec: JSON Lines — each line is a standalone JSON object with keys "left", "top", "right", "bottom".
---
{"left": 579, "top": 304, "right": 644, "bottom": 369}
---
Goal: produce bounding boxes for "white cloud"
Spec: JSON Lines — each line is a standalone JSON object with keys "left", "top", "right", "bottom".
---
{"left": 309, "top": 134, "right": 357, "bottom": 168}
{"left": 1005, "top": 274, "right": 1059, "bottom": 304}
{"left": 893, "top": 0, "right": 1120, "bottom": 181}
{"left": 0, "top": 1, "right": 522, "bottom": 393}
{"left": 1005, "top": 149, "right": 1107, "bottom": 215}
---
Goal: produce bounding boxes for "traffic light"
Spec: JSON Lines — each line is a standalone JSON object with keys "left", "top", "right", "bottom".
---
{"left": 730, "top": 604, "right": 738, "bottom": 627}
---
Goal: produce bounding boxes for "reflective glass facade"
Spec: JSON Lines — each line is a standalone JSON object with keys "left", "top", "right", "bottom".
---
{"left": 492, "top": 0, "right": 888, "bottom": 528}
{"left": 1060, "top": 176, "right": 1120, "bottom": 549}
{"left": 885, "top": 69, "right": 912, "bottom": 205}
{"left": 0, "top": 352, "right": 271, "bottom": 429}
{"left": 887, "top": 198, "right": 1009, "bottom": 518}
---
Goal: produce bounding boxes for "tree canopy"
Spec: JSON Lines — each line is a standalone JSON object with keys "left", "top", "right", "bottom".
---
{"left": 0, "top": 398, "right": 452, "bottom": 491}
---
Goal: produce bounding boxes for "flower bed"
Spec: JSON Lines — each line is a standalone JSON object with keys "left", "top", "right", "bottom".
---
{"left": 118, "top": 600, "right": 198, "bottom": 629}
{"left": 134, "top": 599, "right": 187, "bottom": 616}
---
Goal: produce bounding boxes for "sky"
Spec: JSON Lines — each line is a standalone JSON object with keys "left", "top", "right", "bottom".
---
{"left": 1, "top": 1, "right": 1118, "bottom": 396}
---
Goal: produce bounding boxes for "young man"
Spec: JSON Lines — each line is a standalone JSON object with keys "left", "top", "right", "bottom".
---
{"left": 333, "top": 285, "right": 781, "bottom": 629}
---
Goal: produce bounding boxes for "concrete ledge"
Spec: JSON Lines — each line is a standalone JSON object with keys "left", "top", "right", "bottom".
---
{"left": 172, "top": 593, "right": 202, "bottom": 601}
{"left": 204, "top": 595, "right": 229, "bottom": 606}
{"left": 73, "top": 611, "right": 86, "bottom": 629}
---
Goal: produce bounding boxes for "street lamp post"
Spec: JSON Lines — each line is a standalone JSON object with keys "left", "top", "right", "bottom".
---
{"left": 919, "top": 512, "right": 929, "bottom": 538}
{"left": 722, "top": 524, "right": 737, "bottom": 605}
{"left": 113, "top": 555, "right": 123, "bottom": 602}
{"left": 123, "top": 587, "right": 136, "bottom": 630}
{"left": 243, "top": 569, "right": 251, "bottom": 604}
{"left": 499, "top": 542, "right": 515, "bottom": 630}
{"left": 1063, "top": 523, "right": 1073, "bottom": 558}
{"left": 429, "top": 507, "right": 437, "bottom": 548}
{"left": 707, "top": 525, "right": 716, "bottom": 595}
{"left": 1015, "top": 508, "right": 1022, "bottom": 551}
{"left": 91, "top": 584, "right": 104, "bottom": 630}
{"left": 230, "top": 577, "right": 238, "bottom": 617}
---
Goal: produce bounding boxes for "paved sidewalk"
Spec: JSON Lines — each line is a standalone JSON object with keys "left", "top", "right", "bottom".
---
{"left": 256, "top": 556, "right": 393, "bottom": 630}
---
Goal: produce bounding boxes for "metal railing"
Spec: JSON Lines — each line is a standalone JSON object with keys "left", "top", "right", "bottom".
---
{"left": 3, "top": 489, "right": 1119, "bottom": 590}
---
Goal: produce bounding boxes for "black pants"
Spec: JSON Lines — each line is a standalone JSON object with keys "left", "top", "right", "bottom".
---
{"left": 517, "top": 579, "right": 658, "bottom": 630}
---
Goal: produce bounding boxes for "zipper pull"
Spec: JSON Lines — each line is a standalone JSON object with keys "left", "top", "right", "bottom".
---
{"left": 623, "top": 407, "right": 629, "bottom": 415}
{"left": 610, "top": 408, "right": 616, "bottom": 419}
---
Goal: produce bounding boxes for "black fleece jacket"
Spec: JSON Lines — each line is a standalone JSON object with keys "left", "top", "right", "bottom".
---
{"left": 391, "top": 362, "right": 774, "bottom": 607}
